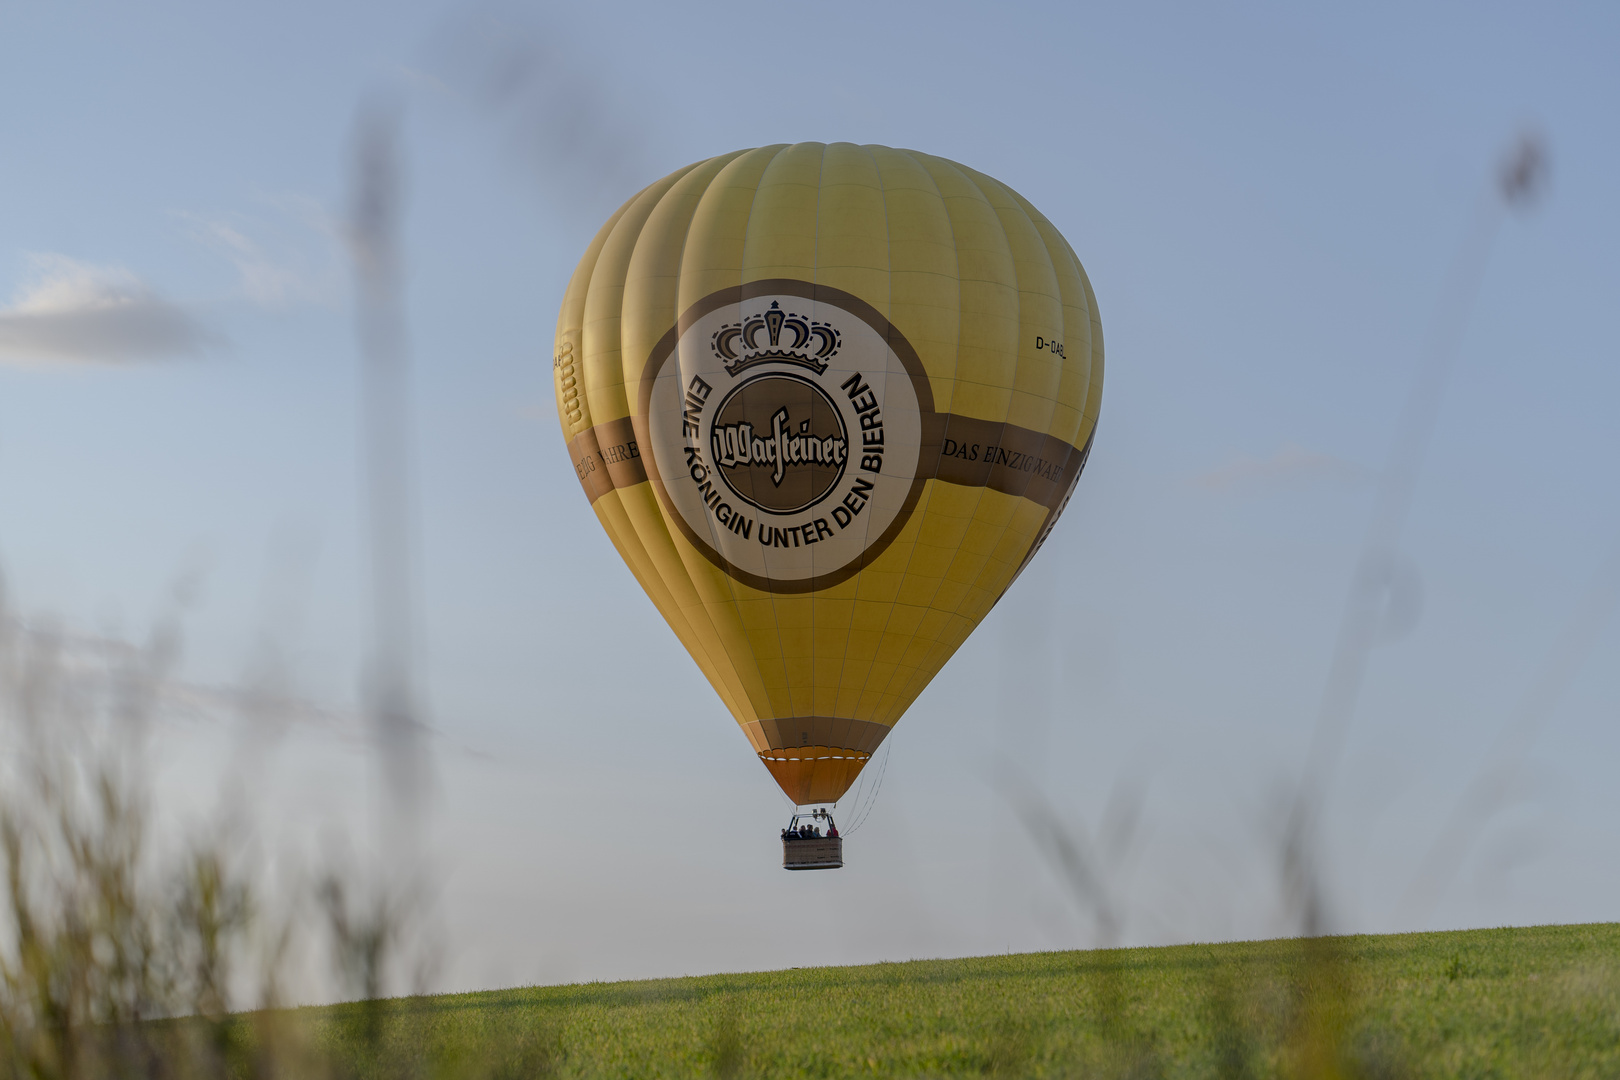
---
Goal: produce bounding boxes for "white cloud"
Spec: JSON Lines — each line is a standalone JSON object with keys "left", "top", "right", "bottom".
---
{"left": 191, "top": 218, "right": 303, "bottom": 308}
{"left": 177, "top": 198, "right": 343, "bottom": 309}
{"left": 1194, "top": 442, "right": 1370, "bottom": 493}
{"left": 0, "top": 254, "right": 216, "bottom": 366}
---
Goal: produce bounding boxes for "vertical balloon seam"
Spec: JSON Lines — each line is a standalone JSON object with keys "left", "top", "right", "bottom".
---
{"left": 808, "top": 141, "right": 892, "bottom": 795}
{"left": 1075, "top": 256, "right": 1106, "bottom": 439}
{"left": 822, "top": 140, "right": 899, "bottom": 754}
{"left": 804, "top": 143, "right": 830, "bottom": 736}
{"left": 583, "top": 169, "right": 722, "bottom": 495}
{"left": 881, "top": 148, "right": 994, "bottom": 726}
{"left": 577, "top": 172, "right": 674, "bottom": 456}
{"left": 799, "top": 142, "right": 851, "bottom": 798}
{"left": 879, "top": 152, "right": 1018, "bottom": 721}
{"left": 633, "top": 158, "right": 741, "bottom": 722}
{"left": 931, "top": 168, "right": 1050, "bottom": 704}
{"left": 1010, "top": 212, "right": 1094, "bottom": 584}
{"left": 564, "top": 208, "right": 701, "bottom": 656}
{"left": 589, "top": 162, "right": 747, "bottom": 724}
{"left": 1028, "top": 217, "right": 1102, "bottom": 476}
{"left": 732, "top": 146, "right": 805, "bottom": 727}
{"left": 636, "top": 153, "right": 768, "bottom": 732}
{"left": 842, "top": 145, "right": 921, "bottom": 729}
{"left": 930, "top": 171, "right": 1070, "bottom": 672}
{"left": 559, "top": 201, "right": 697, "bottom": 683}
{"left": 732, "top": 148, "right": 809, "bottom": 731}
{"left": 594, "top": 177, "right": 717, "bottom": 564}
{"left": 571, "top": 184, "right": 675, "bottom": 597}
{"left": 663, "top": 147, "right": 785, "bottom": 732}
{"left": 866, "top": 146, "right": 958, "bottom": 730}
{"left": 752, "top": 142, "right": 827, "bottom": 742}
{"left": 1072, "top": 256, "right": 1107, "bottom": 521}
{"left": 1028, "top": 244, "right": 1104, "bottom": 584}
{"left": 802, "top": 142, "right": 833, "bottom": 733}
{"left": 588, "top": 164, "right": 705, "bottom": 431}
{"left": 909, "top": 157, "right": 1028, "bottom": 713}
{"left": 977, "top": 170, "right": 1069, "bottom": 506}
{"left": 555, "top": 193, "right": 628, "bottom": 435}
{"left": 1005, "top": 177, "right": 1073, "bottom": 497}
{"left": 910, "top": 171, "right": 1032, "bottom": 688}
{"left": 682, "top": 146, "right": 795, "bottom": 734}
{"left": 1014, "top": 225, "right": 1103, "bottom": 589}
{"left": 1051, "top": 225, "right": 1099, "bottom": 485}
{"left": 978, "top": 172, "right": 1073, "bottom": 630}
{"left": 799, "top": 146, "right": 861, "bottom": 744}
{"left": 705, "top": 144, "right": 809, "bottom": 737}
{"left": 816, "top": 141, "right": 920, "bottom": 793}
{"left": 966, "top": 171, "right": 1078, "bottom": 564}
{"left": 949, "top": 163, "right": 1073, "bottom": 702}
{"left": 843, "top": 147, "right": 959, "bottom": 729}
{"left": 662, "top": 148, "right": 786, "bottom": 737}
{"left": 1034, "top": 221, "right": 1102, "bottom": 441}
{"left": 1005, "top": 190, "right": 1097, "bottom": 450}
{"left": 1045, "top": 224, "right": 1096, "bottom": 448}
{"left": 862, "top": 151, "right": 933, "bottom": 719}
{"left": 952, "top": 167, "right": 1056, "bottom": 605}
{"left": 1013, "top": 247, "right": 1098, "bottom": 587}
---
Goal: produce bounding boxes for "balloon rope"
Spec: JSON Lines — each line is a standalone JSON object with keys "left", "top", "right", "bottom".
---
{"left": 838, "top": 751, "right": 873, "bottom": 820}
{"left": 844, "top": 742, "right": 891, "bottom": 836}
{"left": 845, "top": 751, "right": 886, "bottom": 835}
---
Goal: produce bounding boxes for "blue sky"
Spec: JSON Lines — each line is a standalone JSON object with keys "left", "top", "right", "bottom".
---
{"left": 1, "top": 0, "right": 1617, "bottom": 993}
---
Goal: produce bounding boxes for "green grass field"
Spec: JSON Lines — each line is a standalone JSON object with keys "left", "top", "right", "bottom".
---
{"left": 309, "top": 923, "right": 1620, "bottom": 1079}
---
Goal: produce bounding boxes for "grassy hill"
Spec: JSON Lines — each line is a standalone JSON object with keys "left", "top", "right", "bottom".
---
{"left": 306, "top": 922, "right": 1620, "bottom": 1079}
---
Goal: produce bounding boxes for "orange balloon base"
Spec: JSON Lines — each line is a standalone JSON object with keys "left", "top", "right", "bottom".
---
{"left": 759, "top": 747, "right": 872, "bottom": 805}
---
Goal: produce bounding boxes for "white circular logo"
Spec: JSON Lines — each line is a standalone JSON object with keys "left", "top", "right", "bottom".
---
{"left": 641, "top": 284, "right": 931, "bottom": 592}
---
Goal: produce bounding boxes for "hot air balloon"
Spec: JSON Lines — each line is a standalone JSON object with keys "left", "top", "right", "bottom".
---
{"left": 552, "top": 143, "right": 1102, "bottom": 868}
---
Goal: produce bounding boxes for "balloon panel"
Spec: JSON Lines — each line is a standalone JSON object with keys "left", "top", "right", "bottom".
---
{"left": 554, "top": 144, "right": 1102, "bottom": 805}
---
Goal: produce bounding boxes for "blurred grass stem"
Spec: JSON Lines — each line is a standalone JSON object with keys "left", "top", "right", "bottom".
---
{"left": 350, "top": 97, "right": 428, "bottom": 850}
{"left": 1287, "top": 132, "right": 1546, "bottom": 935}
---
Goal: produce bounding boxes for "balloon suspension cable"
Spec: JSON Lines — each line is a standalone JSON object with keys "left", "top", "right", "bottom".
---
{"left": 836, "top": 744, "right": 876, "bottom": 822}
{"left": 843, "top": 741, "right": 892, "bottom": 836}
{"left": 834, "top": 759, "right": 866, "bottom": 817}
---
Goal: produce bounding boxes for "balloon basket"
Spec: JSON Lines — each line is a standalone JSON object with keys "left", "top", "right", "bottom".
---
{"left": 783, "top": 836, "right": 842, "bottom": 870}
{"left": 781, "top": 809, "right": 843, "bottom": 870}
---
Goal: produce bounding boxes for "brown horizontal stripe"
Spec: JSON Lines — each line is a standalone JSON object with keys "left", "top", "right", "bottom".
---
{"left": 918, "top": 413, "right": 1089, "bottom": 514}
{"left": 568, "top": 411, "right": 1088, "bottom": 515}
{"left": 565, "top": 415, "right": 645, "bottom": 503}
{"left": 744, "top": 716, "right": 893, "bottom": 754}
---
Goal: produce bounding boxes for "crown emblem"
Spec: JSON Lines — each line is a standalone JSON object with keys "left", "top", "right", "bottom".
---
{"left": 711, "top": 301, "right": 841, "bottom": 376}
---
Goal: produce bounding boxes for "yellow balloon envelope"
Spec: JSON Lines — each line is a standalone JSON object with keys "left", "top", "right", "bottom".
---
{"left": 553, "top": 143, "right": 1102, "bottom": 806}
